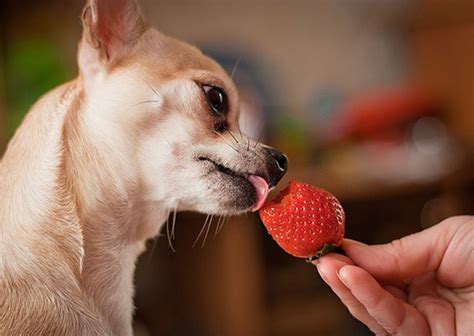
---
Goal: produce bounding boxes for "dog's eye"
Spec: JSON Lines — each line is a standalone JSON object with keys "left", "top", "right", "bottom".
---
{"left": 202, "top": 85, "right": 227, "bottom": 115}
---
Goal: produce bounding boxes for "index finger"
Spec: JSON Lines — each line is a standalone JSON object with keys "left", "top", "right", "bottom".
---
{"left": 338, "top": 265, "right": 431, "bottom": 335}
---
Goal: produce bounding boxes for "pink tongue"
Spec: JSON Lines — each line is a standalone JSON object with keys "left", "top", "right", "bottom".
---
{"left": 248, "top": 175, "right": 270, "bottom": 212}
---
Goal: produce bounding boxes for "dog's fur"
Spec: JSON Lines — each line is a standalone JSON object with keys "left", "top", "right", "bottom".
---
{"left": 0, "top": 0, "right": 286, "bottom": 335}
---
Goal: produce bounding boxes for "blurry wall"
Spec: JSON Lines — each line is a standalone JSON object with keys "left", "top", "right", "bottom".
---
{"left": 141, "top": 0, "right": 412, "bottom": 108}
{"left": 410, "top": 4, "right": 474, "bottom": 150}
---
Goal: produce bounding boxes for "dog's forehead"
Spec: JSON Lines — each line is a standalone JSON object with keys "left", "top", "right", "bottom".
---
{"left": 134, "top": 29, "right": 229, "bottom": 80}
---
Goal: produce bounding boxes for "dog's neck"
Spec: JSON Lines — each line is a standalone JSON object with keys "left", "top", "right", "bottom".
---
{"left": 58, "top": 81, "right": 168, "bottom": 334}
{"left": 0, "top": 80, "right": 167, "bottom": 335}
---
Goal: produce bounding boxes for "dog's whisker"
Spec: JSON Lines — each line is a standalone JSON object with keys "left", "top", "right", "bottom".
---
{"left": 240, "top": 110, "right": 248, "bottom": 141}
{"left": 143, "top": 79, "right": 159, "bottom": 97}
{"left": 201, "top": 215, "right": 214, "bottom": 248}
{"left": 171, "top": 205, "right": 178, "bottom": 240}
{"left": 251, "top": 119, "right": 263, "bottom": 145}
{"left": 215, "top": 216, "right": 226, "bottom": 236}
{"left": 230, "top": 56, "right": 242, "bottom": 81}
{"left": 254, "top": 129, "right": 264, "bottom": 149}
{"left": 132, "top": 100, "right": 161, "bottom": 107}
{"left": 226, "top": 128, "right": 240, "bottom": 144}
{"left": 221, "top": 216, "right": 227, "bottom": 232}
{"left": 243, "top": 133, "right": 266, "bottom": 162}
{"left": 166, "top": 213, "right": 176, "bottom": 252}
{"left": 213, "top": 131, "right": 240, "bottom": 154}
{"left": 193, "top": 214, "right": 210, "bottom": 248}
{"left": 214, "top": 215, "right": 223, "bottom": 237}
{"left": 148, "top": 211, "right": 170, "bottom": 263}
{"left": 147, "top": 236, "right": 159, "bottom": 263}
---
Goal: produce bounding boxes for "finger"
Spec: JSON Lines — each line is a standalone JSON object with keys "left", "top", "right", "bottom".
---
{"left": 338, "top": 265, "right": 430, "bottom": 336}
{"left": 342, "top": 216, "right": 474, "bottom": 287}
{"left": 316, "top": 254, "right": 390, "bottom": 336}
{"left": 383, "top": 285, "right": 407, "bottom": 302}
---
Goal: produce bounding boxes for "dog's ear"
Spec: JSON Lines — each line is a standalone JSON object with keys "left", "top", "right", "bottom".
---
{"left": 78, "top": 0, "right": 148, "bottom": 82}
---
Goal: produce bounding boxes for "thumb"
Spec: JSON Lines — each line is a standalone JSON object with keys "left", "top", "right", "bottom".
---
{"left": 343, "top": 216, "right": 473, "bottom": 288}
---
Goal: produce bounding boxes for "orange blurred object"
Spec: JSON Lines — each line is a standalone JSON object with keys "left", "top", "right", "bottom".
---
{"left": 339, "top": 85, "right": 432, "bottom": 139}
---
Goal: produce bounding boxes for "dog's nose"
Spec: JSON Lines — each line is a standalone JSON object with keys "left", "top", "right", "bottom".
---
{"left": 268, "top": 148, "right": 289, "bottom": 173}
{"left": 265, "top": 147, "right": 288, "bottom": 188}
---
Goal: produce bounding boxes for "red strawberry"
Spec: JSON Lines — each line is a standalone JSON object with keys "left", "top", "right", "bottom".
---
{"left": 259, "top": 180, "right": 345, "bottom": 259}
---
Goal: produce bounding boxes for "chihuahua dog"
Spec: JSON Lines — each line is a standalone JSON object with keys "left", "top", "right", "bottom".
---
{"left": 0, "top": 0, "right": 287, "bottom": 335}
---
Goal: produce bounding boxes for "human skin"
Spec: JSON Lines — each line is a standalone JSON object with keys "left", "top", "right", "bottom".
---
{"left": 315, "top": 216, "right": 474, "bottom": 336}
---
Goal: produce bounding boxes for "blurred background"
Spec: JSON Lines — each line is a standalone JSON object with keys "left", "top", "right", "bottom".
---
{"left": 1, "top": 0, "right": 473, "bottom": 335}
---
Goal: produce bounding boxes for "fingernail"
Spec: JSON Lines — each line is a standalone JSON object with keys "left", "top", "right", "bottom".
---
{"left": 316, "top": 263, "right": 329, "bottom": 283}
{"left": 337, "top": 266, "right": 350, "bottom": 287}
{"left": 315, "top": 262, "right": 321, "bottom": 272}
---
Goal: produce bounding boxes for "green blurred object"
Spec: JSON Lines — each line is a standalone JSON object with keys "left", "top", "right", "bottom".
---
{"left": 272, "top": 112, "right": 312, "bottom": 167}
{"left": 4, "top": 39, "right": 67, "bottom": 139}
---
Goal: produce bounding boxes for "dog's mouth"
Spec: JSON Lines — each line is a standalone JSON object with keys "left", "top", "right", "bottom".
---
{"left": 198, "top": 156, "right": 269, "bottom": 211}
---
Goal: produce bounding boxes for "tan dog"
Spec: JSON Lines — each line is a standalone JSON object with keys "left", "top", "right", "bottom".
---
{"left": 0, "top": 0, "right": 288, "bottom": 335}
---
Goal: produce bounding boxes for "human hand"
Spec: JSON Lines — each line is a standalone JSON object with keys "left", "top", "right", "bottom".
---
{"left": 315, "top": 216, "right": 474, "bottom": 335}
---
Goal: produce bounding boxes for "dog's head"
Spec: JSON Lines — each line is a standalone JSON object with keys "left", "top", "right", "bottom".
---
{"left": 77, "top": 0, "right": 287, "bottom": 216}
